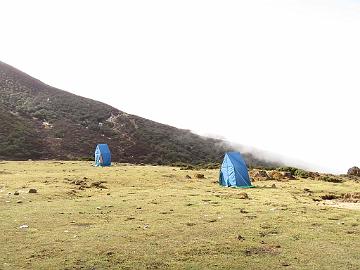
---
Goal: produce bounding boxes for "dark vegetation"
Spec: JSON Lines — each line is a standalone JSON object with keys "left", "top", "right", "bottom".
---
{"left": 0, "top": 61, "right": 278, "bottom": 167}
{"left": 277, "top": 166, "right": 311, "bottom": 178}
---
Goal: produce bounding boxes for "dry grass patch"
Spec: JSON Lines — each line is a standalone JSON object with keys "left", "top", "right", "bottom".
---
{"left": 1, "top": 161, "right": 360, "bottom": 269}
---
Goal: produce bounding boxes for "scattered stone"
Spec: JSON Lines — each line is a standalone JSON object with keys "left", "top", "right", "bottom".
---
{"left": 185, "top": 175, "right": 192, "bottom": 179}
{"left": 107, "top": 193, "right": 111, "bottom": 196}
{"left": 271, "top": 184, "right": 277, "bottom": 188}
{"left": 238, "top": 192, "right": 249, "bottom": 199}
{"left": 195, "top": 174, "right": 205, "bottom": 179}
{"left": 143, "top": 224, "right": 150, "bottom": 229}
{"left": 16, "top": 200, "right": 23, "bottom": 203}
{"left": 72, "top": 180, "right": 87, "bottom": 186}
{"left": 90, "top": 181, "right": 108, "bottom": 189}
{"left": 19, "top": 224, "right": 29, "bottom": 229}
{"left": 28, "top": 189, "right": 37, "bottom": 194}
{"left": 96, "top": 207, "right": 102, "bottom": 210}
{"left": 237, "top": 235, "right": 245, "bottom": 241}
{"left": 14, "top": 191, "right": 20, "bottom": 196}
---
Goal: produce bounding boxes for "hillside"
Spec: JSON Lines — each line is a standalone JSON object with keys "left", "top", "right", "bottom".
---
{"left": 0, "top": 61, "right": 277, "bottom": 167}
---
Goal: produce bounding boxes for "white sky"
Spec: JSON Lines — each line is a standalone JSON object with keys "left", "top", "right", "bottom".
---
{"left": 1, "top": 0, "right": 359, "bottom": 173}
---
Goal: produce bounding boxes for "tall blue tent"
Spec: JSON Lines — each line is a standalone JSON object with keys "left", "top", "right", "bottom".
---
{"left": 94, "top": 144, "right": 111, "bottom": 166}
{"left": 219, "top": 152, "right": 252, "bottom": 187}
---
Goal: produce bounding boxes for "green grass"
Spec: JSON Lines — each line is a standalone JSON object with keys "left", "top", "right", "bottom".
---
{"left": 1, "top": 161, "right": 360, "bottom": 269}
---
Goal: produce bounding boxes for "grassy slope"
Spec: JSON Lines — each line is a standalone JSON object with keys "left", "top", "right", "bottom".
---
{"left": 1, "top": 162, "right": 360, "bottom": 270}
{"left": 0, "top": 61, "right": 279, "bottom": 167}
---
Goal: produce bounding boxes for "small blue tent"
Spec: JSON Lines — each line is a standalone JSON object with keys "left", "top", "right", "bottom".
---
{"left": 219, "top": 152, "right": 252, "bottom": 187}
{"left": 94, "top": 144, "right": 111, "bottom": 166}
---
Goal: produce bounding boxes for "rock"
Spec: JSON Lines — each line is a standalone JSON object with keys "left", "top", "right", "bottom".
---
{"left": 268, "top": 171, "right": 288, "bottom": 181}
{"left": 321, "top": 194, "right": 338, "bottom": 200}
{"left": 14, "top": 191, "right": 20, "bottom": 195}
{"left": 252, "top": 170, "right": 271, "bottom": 180}
{"left": 238, "top": 192, "right": 249, "bottom": 199}
{"left": 19, "top": 224, "right": 29, "bottom": 229}
{"left": 348, "top": 166, "right": 360, "bottom": 176}
{"left": 237, "top": 235, "right": 245, "bottom": 241}
{"left": 282, "top": 172, "right": 295, "bottom": 180}
{"left": 16, "top": 200, "right": 23, "bottom": 203}
{"left": 29, "top": 189, "right": 37, "bottom": 193}
{"left": 271, "top": 184, "right": 277, "bottom": 188}
{"left": 195, "top": 174, "right": 205, "bottom": 179}
{"left": 90, "top": 181, "right": 108, "bottom": 189}
{"left": 185, "top": 175, "right": 192, "bottom": 179}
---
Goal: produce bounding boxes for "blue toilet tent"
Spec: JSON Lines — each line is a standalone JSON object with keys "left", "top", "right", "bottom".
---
{"left": 94, "top": 144, "right": 111, "bottom": 166}
{"left": 219, "top": 152, "right": 252, "bottom": 187}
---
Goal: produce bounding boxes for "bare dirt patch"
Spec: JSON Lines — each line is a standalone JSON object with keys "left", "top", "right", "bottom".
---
{"left": 322, "top": 201, "right": 360, "bottom": 211}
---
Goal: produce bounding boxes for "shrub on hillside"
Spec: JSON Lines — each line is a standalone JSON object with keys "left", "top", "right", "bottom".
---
{"left": 277, "top": 167, "right": 310, "bottom": 178}
{"left": 319, "top": 175, "right": 343, "bottom": 183}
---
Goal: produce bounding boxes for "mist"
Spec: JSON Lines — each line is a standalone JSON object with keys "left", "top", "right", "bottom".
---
{"left": 1, "top": 0, "right": 359, "bottom": 174}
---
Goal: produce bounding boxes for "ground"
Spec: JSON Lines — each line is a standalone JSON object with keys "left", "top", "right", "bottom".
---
{"left": 1, "top": 161, "right": 360, "bottom": 270}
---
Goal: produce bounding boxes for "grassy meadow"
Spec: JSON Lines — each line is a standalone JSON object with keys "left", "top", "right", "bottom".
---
{"left": 1, "top": 161, "right": 360, "bottom": 269}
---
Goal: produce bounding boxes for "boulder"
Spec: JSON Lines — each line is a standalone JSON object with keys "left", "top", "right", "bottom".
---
{"left": 29, "top": 189, "right": 37, "bottom": 193}
{"left": 348, "top": 166, "right": 360, "bottom": 176}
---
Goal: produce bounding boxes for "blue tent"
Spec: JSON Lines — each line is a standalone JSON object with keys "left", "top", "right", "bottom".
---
{"left": 219, "top": 152, "right": 252, "bottom": 187}
{"left": 94, "top": 144, "right": 111, "bottom": 166}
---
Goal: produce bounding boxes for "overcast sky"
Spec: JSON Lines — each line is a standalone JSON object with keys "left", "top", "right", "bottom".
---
{"left": 1, "top": 0, "right": 359, "bottom": 173}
